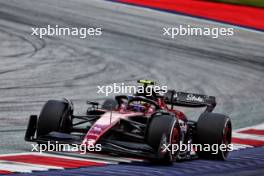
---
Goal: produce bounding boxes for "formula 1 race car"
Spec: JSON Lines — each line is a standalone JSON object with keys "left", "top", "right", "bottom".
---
{"left": 25, "top": 80, "right": 232, "bottom": 164}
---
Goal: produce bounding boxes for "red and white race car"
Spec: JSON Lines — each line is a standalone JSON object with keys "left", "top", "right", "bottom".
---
{"left": 25, "top": 80, "right": 232, "bottom": 164}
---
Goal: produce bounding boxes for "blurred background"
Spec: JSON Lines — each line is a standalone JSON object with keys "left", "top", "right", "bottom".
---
{"left": 0, "top": 0, "right": 263, "bottom": 154}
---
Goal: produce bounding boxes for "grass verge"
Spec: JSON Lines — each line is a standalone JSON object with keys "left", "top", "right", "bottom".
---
{"left": 211, "top": 0, "right": 264, "bottom": 8}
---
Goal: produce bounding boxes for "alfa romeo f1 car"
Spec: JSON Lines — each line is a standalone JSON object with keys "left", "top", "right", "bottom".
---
{"left": 25, "top": 80, "right": 232, "bottom": 164}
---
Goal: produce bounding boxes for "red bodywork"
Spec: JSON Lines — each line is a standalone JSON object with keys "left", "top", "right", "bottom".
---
{"left": 82, "top": 97, "right": 186, "bottom": 146}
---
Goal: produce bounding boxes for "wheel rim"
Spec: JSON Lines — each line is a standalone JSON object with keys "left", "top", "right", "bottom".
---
{"left": 169, "top": 122, "right": 180, "bottom": 160}
{"left": 170, "top": 126, "right": 180, "bottom": 144}
{"left": 222, "top": 122, "right": 231, "bottom": 158}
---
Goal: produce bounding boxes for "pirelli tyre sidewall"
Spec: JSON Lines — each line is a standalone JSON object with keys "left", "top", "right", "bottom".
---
{"left": 196, "top": 112, "right": 232, "bottom": 160}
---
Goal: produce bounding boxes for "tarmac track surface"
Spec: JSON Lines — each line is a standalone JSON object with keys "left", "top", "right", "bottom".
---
{"left": 0, "top": 0, "right": 264, "bottom": 154}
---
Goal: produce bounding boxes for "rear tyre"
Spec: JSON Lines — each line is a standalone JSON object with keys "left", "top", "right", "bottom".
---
{"left": 196, "top": 112, "right": 232, "bottom": 160}
{"left": 37, "top": 100, "right": 72, "bottom": 137}
{"left": 147, "top": 114, "right": 179, "bottom": 164}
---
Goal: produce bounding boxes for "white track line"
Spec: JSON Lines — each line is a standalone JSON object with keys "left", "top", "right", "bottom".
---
{"left": 47, "top": 151, "right": 145, "bottom": 163}
{"left": 0, "top": 160, "right": 61, "bottom": 173}
{"left": 232, "top": 132, "right": 264, "bottom": 141}
{"left": 234, "top": 123, "right": 264, "bottom": 132}
{"left": 232, "top": 144, "right": 253, "bottom": 150}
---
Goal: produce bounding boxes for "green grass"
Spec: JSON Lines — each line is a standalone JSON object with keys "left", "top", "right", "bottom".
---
{"left": 211, "top": 0, "right": 264, "bottom": 8}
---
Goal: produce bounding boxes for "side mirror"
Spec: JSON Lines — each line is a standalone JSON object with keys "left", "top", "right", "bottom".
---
{"left": 87, "top": 101, "right": 99, "bottom": 109}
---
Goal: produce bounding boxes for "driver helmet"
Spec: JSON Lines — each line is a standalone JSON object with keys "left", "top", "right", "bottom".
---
{"left": 131, "top": 102, "right": 144, "bottom": 112}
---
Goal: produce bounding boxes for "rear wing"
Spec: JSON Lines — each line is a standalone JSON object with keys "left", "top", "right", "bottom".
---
{"left": 164, "top": 90, "right": 216, "bottom": 112}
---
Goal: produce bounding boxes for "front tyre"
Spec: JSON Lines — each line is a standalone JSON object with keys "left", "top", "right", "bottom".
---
{"left": 37, "top": 100, "right": 72, "bottom": 137}
{"left": 147, "top": 114, "right": 180, "bottom": 164}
